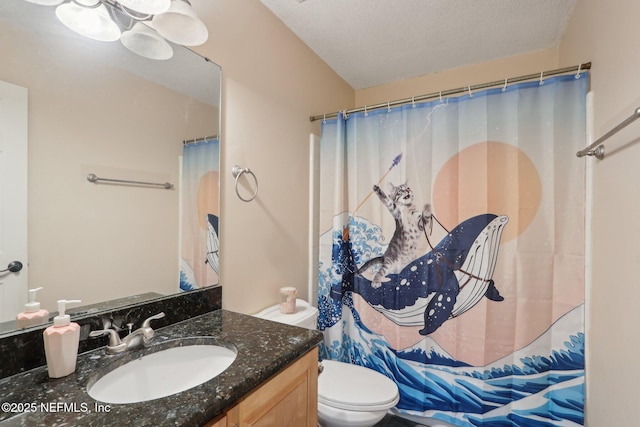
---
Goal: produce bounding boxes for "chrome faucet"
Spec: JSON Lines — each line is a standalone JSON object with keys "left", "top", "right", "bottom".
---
{"left": 90, "top": 312, "right": 165, "bottom": 355}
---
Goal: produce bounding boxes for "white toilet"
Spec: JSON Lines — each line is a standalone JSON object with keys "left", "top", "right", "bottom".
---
{"left": 255, "top": 299, "right": 400, "bottom": 427}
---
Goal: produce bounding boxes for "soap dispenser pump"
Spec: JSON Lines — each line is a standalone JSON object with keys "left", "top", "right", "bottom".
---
{"left": 43, "top": 299, "right": 81, "bottom": 378}
{"left": 16, "top": 287, "right": 49, "bottom": 328}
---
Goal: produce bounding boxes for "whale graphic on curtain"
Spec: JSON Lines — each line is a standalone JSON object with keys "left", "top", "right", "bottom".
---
{"left": 318, "top": 74, "right": 587, "bottom": 426}
{"left": 332, "top": 214, "right": 508, "bottom": 336}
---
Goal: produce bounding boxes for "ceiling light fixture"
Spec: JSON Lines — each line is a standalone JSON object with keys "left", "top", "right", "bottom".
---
{"left": 24, "top": 0, "right": 208, "bottom": 59}
{"left": 55, "top": 0, "right": 121, "bottom": 42}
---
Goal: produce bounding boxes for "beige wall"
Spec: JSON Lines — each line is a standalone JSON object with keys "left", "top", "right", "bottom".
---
{"left": 559, "top": 0, "right": 640, "bottom": 425}
{"left": 356, "top": 48, "right": 559, "bottom": 106}
{"left": 190, "top": 0, "right": 354, "bottom": 314}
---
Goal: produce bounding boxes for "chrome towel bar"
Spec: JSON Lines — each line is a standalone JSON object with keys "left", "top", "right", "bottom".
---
{"left": 577, "top": 106, "right": 640, "bottom": 159}
{"left": 87, "top": 173, "right": 174, "bottom": 189}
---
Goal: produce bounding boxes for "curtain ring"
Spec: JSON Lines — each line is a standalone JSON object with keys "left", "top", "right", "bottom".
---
{"left": 387, "top": 101, "right": 391, "bottom": 112}
{"left": 412, "top": 96, "right": 416, "bottom": 108}
{"left": 439, "top": 91, "right": 442, "bottom": 103}
{"left": 232, "top": 165, "right": 258, "bottom": 202}
{"left": 323, "top": 113, "right": 326, "bottom": 124}
{"left": 467, "top": 85, "right": 473, "bottom": 97}
{"left": 539, "top": 71, "right": 545, "bottom": 86}
{"left": 502, "top": 78, "right": 508, "bottom": 92}
{"left": 364, "top": 105, "right": 368, "bottom": 116}
{"left": 575, "top": 64, "right": 582, "bottom": 79}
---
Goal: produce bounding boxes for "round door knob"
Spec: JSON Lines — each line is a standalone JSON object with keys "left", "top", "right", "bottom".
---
{"left": 0, "top": 261, "right": 23, "bottom": 273}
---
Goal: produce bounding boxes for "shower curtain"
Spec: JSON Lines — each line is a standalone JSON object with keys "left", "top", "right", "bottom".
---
{"left": 179, "top": 138, "right": 220, "bottom": 291}
{"left": 317, "top": 74, "right": 587, "bottom": 426}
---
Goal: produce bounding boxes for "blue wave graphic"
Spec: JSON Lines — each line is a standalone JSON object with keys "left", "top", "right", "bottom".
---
{"left": 179, "top": 270, "right": 195, "bottom": 291}
{"left": 321, "top": 305, "right": 584, "bottom": 426}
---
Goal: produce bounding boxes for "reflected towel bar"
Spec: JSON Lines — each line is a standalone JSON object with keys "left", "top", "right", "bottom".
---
{"left": 577, "top": 106, "right": 640, "bottom": 159}
{"left": 87, "top": 173, "right": 174, "bottom": 189}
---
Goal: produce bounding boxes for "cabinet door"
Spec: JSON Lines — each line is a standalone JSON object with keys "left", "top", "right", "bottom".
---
{"left": 203, "top": 414, "right": 226, "bottom": 427}
{"left": 227, "top": 347, "right": 318, "bottom": 427}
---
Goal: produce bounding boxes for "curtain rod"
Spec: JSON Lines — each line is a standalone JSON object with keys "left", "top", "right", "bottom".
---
{"left": 310, "top": 62, "right": 591, "bottom": 122}
{"left": 183, "top": 135, "right": 218, "bottom": 145}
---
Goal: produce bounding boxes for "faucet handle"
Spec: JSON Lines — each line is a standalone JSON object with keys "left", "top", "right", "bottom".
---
{"left": 89, "top": 329, "right": 122, "bottom": 347}
{"left": 141, "top": 312, "right": 165, "bottom": 328}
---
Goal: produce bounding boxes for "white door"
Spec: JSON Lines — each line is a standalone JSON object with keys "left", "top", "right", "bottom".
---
{"left": 0, "top": 80, "right": 28, "bottom": 322}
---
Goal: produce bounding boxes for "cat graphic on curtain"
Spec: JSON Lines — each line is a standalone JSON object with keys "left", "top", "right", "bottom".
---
{"left": 357, "top": 182, "right": 432, "bottom": 288}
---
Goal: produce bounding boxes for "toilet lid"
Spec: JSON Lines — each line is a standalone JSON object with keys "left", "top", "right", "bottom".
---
{"left": 254, "top": 299, "right": 318, "bottom": 327}
{"left": 318, "top": 360, "right": 399, "bottom": 411}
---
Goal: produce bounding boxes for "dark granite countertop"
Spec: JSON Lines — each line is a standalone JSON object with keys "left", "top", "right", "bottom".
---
{"left": 0, "top": 309, "right": 324, "bottom": 427}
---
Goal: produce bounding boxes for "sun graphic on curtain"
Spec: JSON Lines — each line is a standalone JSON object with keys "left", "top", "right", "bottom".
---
{"left": 432, "top": 141, "right": 541, "bottom": 242}
{"left": 197, "top": 171, "right": 220, "bottom": 228}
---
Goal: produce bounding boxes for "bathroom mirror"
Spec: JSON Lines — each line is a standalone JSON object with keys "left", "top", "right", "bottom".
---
{"left": 0, "top": 1, "right": 220, "bottom": 334}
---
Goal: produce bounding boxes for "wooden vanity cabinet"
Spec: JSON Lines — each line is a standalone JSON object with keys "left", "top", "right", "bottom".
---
{"left": 204, "top": 347, "right": 318, "bottom": 427}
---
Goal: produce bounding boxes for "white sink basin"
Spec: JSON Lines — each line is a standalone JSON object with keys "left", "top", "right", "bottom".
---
{"left": 87, "top": 338, "right": 237, "bottom": 404}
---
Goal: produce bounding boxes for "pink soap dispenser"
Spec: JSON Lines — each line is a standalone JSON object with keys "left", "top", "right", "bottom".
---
{"left": 16, "top": 287, "right": 49, "bottom": 328}
{"left": 43, "top": 299, "right": 81, "bottom": 378}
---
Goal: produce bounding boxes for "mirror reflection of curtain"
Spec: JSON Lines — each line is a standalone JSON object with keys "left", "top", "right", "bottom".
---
{"left": 180, "top": 138, "right": 220, "bottom": 291}
{"left": 318, "top": 74, "right": 588, "bottom": 426}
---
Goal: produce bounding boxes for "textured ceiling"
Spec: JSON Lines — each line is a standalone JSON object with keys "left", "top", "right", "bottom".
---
{"left": 260, "top": 0, "right": 576, "bottom": 90}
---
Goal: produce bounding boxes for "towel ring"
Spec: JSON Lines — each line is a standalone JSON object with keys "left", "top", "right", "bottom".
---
{"left": 232, "top": 165, "right": 258, "bottom": 202}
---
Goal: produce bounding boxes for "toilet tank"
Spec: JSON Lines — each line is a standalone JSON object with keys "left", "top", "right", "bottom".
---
{"left": 254, "top": 299, "right": 318, "bottom": 330}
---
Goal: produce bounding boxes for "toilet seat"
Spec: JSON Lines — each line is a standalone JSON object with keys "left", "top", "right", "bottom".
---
{"left": 318, "top": 360, "right": 399, "bottom": 411}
